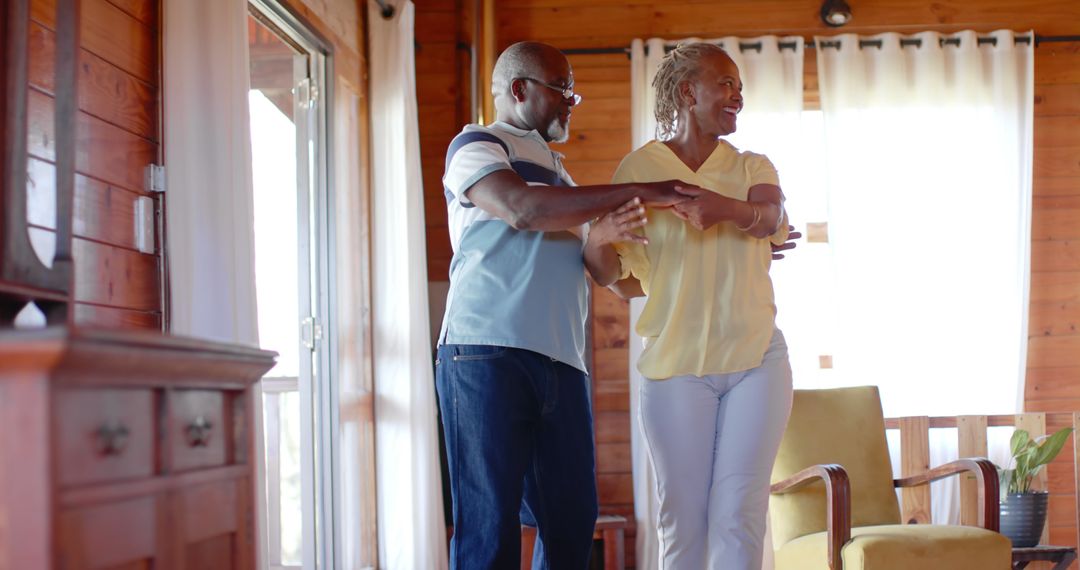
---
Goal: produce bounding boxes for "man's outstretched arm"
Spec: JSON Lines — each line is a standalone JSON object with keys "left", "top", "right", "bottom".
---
{"left": 466, "top": 170, "right": 703, "bottom": 232}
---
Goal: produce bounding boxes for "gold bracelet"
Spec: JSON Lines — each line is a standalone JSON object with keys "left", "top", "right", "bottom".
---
{"left": 735, "top": 203, "right": 761, "bottom": 232}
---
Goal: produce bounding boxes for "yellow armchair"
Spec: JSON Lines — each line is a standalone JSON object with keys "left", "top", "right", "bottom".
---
{"left": 769, "top": 386, "right": 1011, "bottom": 570}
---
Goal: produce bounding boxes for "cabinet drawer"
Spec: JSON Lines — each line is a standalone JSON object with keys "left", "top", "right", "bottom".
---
{"left": 58, "top": 495, "right": 164, "bottom": 570}
{"left": 169, "top": 390, "right": 227, "bottom": 471}
{"left": 57, "top": 389, "right": 155, "bottom": 487}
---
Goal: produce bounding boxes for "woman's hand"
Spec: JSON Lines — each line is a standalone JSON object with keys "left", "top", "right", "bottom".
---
{"left": 671, "top": 192, "right": 738, "bottom": 231}
{"left": 589, "top": 198, "right": 649, "bottom": 247}
{"left": 771, "top": 226, "right": 801, "bottom": 260}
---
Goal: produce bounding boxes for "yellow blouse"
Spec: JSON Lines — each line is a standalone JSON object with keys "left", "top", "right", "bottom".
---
{"left": 613, "top": 140, "right": 788, "bottom": 379}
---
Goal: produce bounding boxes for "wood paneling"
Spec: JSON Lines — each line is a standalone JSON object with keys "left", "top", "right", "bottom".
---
{"left": 594, "top": 347, "right": 630, "bottom": 381}
{"left": 1033, "top": 204, "right": 1080, "bottom": 241}
{"left": 105, "top": 0, "right": 157, "bottom": 27}
{"left": 1030, "top": 336, "right": 1080, "bottom": 369}
{"left": 27, "top": 89, "right": 155, "bottom": 196}
{"left": 72, "top": 238, "right": 159, "bottom": 311}
{"left": 598, "top": 472, "right": 633, "bottom": 506}
{"left": 28, "top": 157, "right": 152, "bottom": 252}
{"left": 1036, "top": 84, "right": 1080, "bottom": 117}
{"left": 28, "top": 22, "right": 157, "bottom": 141}
{"left": 72, "top": 302, "right": 161, "bottom": 330}
{"left": 596, "top": 442, "right": 632, "bottom": 474}
{"left": 594, "top": 378, "right": 630, "bottom": 412}
{"left": 33, "top": 0, "right": 158, "bottom": 85}
{"left": 18, "top": 0, "right": 163, "bottom": 322}
{"left": 1030, "top": 17, "right": 1080, "bottom": 493}
{"left": 1035, "top": 116, "right": 1080, "bottom": 148}
{"left": 1030, "top": 300, "right": 1080, "bottom": 337}
{"left": 416, "top": 4, "right": 466, "bottom": 280}
{"left": 1036, "top": 148, "right": 1080, "bottom": 179}
{"left": 1032, "top": 241, "right": 1080, "bottom": 273}
{"left": 496, "top": 0, "right": 1080, "bottom": 47}
{"left": 1028, "top": 368, "right": 1080, "bottom": 401}
{"left": 595, "top": 411, "right": 630, "bottom": 444}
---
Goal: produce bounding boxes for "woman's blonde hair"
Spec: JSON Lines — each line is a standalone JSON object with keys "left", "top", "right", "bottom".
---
{"left": 652, "top": 42, "right": 730, "bottom": 141}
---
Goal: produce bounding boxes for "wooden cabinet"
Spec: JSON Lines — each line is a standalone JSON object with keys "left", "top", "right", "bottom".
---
{"left": 0, "top": 328, "right": 275, "bottom": 570}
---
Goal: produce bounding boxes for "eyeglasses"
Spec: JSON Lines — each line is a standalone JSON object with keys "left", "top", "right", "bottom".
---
{"left": 517, "top": 77, "right": 582, "bottom": 106}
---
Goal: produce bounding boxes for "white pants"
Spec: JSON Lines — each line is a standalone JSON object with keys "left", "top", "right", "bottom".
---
{"left": 640, "top": 330, "right": 793, "bottom": 570}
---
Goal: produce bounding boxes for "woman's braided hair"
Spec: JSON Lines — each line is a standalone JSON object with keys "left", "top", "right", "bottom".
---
{"left": 652, "top": 42, "right": 730, "bottom": 141}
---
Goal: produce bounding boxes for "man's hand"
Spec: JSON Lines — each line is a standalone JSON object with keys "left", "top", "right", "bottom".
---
{"left": 637, "top": 180, "right": 704, "bottom": 208}
{"left": 771, "top": 226, "right": 801, "bottom": 260}
{"left": 589, "top": 198, "right": 648, "bottom": 246}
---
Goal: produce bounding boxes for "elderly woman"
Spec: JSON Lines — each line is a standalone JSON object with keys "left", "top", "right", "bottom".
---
{"left": 584, "top": 43, "right": 794, "bottom": 570}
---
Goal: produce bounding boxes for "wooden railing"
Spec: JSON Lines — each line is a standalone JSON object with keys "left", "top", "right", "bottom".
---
{"left": 884, "top": 412, "right": 1080, "bottom": 552}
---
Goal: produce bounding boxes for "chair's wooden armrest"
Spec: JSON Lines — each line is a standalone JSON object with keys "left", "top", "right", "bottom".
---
{"left": 893, "top": 457, "right": 999, "bottom": 531}
{"left": 772, "top": 464, "right": 851, "bottom": 570}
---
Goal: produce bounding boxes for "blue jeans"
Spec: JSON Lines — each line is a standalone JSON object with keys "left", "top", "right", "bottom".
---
{"left": 436, "top": 344, "right": 599, "bottom": 570}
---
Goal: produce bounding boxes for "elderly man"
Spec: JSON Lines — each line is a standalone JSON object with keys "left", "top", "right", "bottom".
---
{"left": 435, "top": 41, "right": 701, "bottom": 569}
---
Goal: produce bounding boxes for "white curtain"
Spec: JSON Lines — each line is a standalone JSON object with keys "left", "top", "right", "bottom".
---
{"left": 811, "top": 29, "right": 1033, "bottom": 417}
{"left": 334, "top": 78, "right": 374, "bottom": 570}
{"left": 368, "top": 3, "right": 448, "bottom": 569}
{"left": 163, "top": 0, "right": 258, "bottom": 346}
{"left": 807, "top": 29, "right": 1033, "bottom": 523}
{"left": 628, "top": 36, "right": 804, "bottom": 570}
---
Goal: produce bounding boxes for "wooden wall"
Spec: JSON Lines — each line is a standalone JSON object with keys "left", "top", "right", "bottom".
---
{"left": 415, "top": 0, "right": 1080, "bottom": 566}
{"left": 416, "top": 0, "right": 472, "bottom": 282}
{"left": 27, "top": 0, "right": 162, "bottom": 329}
{"left": 1025, "top": 35, "right": 1080, "bottom": 562}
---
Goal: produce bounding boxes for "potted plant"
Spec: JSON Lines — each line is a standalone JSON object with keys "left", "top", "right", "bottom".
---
{"left": 999, "top": 426, "right": 1074, "bottom": 547}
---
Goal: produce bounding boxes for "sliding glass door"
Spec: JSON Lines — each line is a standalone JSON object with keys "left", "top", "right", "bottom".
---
{"left": 247, "top": 3, "right": 337, "bottom": 568}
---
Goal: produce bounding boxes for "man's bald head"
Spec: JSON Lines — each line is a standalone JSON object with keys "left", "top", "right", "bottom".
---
{"left": 492, "top": 41, "right": 567, "bottom": 97}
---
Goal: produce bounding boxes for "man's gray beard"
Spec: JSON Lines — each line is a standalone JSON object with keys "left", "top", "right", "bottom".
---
{"left": 547, "top": 119, "right": 569, "bottom": 143}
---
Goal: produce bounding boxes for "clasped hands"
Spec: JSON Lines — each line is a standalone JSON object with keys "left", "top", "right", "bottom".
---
{"left": 588, "top": 181, "right": 801, "bottom": 260}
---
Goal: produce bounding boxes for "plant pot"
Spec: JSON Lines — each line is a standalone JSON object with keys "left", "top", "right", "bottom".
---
{"left": 1000, "top": 491, "right": 1049, "bottom": 548}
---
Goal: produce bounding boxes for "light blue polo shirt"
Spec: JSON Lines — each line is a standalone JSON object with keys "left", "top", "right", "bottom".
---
{"left": 438, "top": 121, "right": 588, "bottom": 372}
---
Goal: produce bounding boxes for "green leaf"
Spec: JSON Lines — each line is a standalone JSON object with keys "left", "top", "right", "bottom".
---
{"left": 1015, "top": 446, "right": 1037, "bottom": 473}
{"left": 1034, "top": 427, "right": 1073, "bottom": 468}
{"left": 1011, "top": 429, "right": 1031, "bottom": 457}
{"left": 999, "top": 467, "right": 1019, "bottom": 495}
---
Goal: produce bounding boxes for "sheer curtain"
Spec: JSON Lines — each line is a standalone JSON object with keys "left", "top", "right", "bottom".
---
{"left": 811, "top": 29, "right": 1033, "bottom": 418}
{"left": 628, "top": 36, "right": 804, "bottom": 570}
{"left": 368, "top": 2, "right": 448, "bottom": 569}
{"left": 163, "top": 0, "right": 258, "bottom": 346}
{"left": 800, "top": 29, "right": 1034, "bottom": 524}
{"left": 334, "top": 78, "right": 376, "bottom": 570}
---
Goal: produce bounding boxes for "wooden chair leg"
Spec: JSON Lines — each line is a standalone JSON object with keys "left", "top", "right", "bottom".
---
{"left": 1051, "top": 551, "right": 1077, "bottom": 570}
{"left": 520, "top": 525, "right": 537, "bottom": 570}
{"left": 602, "top": 527, "right": 625, "bottom": 570}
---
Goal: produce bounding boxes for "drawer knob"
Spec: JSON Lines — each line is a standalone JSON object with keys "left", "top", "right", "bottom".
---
{"left": 185, "top": 415, "right": 214, "bottom": 447}
{"left": 95, "top": 422, "right": 130, "bottom": 456}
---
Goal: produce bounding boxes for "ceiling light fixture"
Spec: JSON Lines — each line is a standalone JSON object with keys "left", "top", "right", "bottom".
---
{"left": 820, "top": 0, "right": 853, "bottom": 27}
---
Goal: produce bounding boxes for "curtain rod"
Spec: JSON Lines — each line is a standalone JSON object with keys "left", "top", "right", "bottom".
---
{"left": 561, "top": 34, "right": 1080, "bottom": 56}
